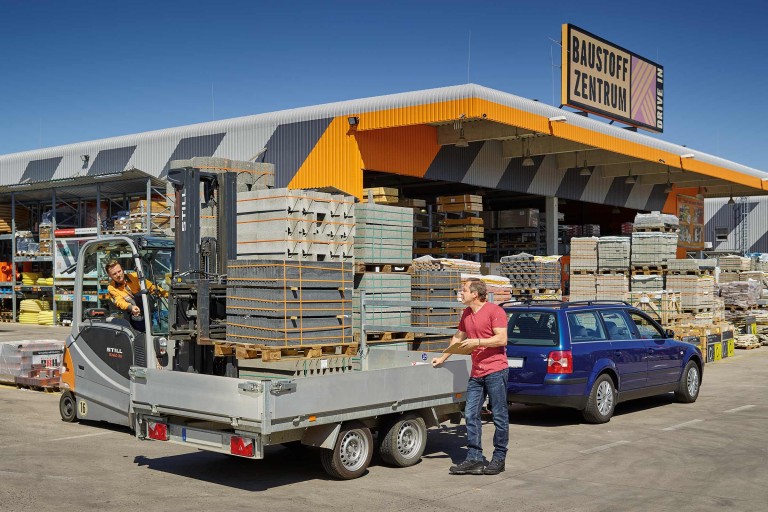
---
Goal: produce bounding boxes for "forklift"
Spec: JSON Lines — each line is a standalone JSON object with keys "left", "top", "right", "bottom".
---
{"left": 58, "top": 158, "right": 240, "bottom": 427}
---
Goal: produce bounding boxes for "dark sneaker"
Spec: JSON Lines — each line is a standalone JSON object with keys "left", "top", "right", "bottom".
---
{"left": 483, "top": 459, "right": 505, "bottom": 475}
{"left": 449, "top": 459, "right": 485, "bottom": 475}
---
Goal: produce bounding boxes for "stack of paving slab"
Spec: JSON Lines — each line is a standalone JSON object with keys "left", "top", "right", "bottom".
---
{"left": 630, "top": 232, "right": 678, "bottom": 267}
{"left": 353, "top": 273, "right": 412, "bottom": 335}
{"left": 411, "top": 270, "right": 462, "bottom": 329}
{"left": 236, "top": 188, "right": 355, "bottom": 261}
{"left": 354, "top": 203, "right": 413, "bottom": 264}
{"left": 569, "top": 237, "right": 599, "bottom": 272}
{"left": 596, "top": 273, "right": 629, "bottom": 302}
{"left": 569, "top": 274, "right": 597, "bottom": 302}
{"left": 412, "top": 256, "right": 482, "bottom": 273}
{"left": 598, "top": 237, "right": 631, "bottom": 271}
{"left": 719, "top": 280, "right": 761, "bottom": 310}
{"left": 500, "top": 253, "right": 561, "bottom": 291}
{"left": 667, "top": 259, "right": 717, "bottom": 273}
{"left": 718, "top": 255, "right": 752, "bottom": 285}
{"left": 226, "top": 260, "right": 353, "bottom": 346}
{"left": 633, "top": 211, "right": 680, "bottom": 231}
{"left": 630, "top": 274, "right": 664, "bottom": 293}
{"left": 666, "top": 273, "right": 716, "bottom": 311}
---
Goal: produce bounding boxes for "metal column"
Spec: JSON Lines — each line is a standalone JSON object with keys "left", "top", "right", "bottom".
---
{"left": 545, "top": 196, "right": 559, "bottom": 256}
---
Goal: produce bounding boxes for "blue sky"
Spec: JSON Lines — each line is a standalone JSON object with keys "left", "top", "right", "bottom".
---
{"left": 1, "top": 0, "right": 767, "bottom": 170}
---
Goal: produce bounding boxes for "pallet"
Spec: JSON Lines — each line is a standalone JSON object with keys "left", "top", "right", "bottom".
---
{"left": 630, "top": 265, "right": 667, "bottom": 272}
{"left": 441, "top": 217, "right": 484, "bottom": 226}
{"left": 213, "top": 342, "right": 359, "bottom": 361}
{"left": 511, "top": 288, "right": 562, "bottom": 295}
{"left": 725, "top": 305, "right": 758, "bottom": 311}
{"left": 354, "top": 331, "right": 416, "bottom": 343}
{"left": 681, "top": 306, "right": 714, "bottom": 313}
{"left": 354, "top": 263, "right": 412, "bottom": 274}
{"left": 597, "top": 269, "right": 629, "bottom": 274}
{"left": 571, "top": 269, "right": 597, "bottom": 275}
{"left": 735, "top": 344, "right": 761, "bottom": 350}
{"left": 667, "top": 270, "right": 716, "bottom": 276}
{"left": 633, "top": 226, "right": 679, "bottom": 233}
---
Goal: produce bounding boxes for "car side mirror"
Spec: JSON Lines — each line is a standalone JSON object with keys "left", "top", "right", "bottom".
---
{"left": 665, "top": 328, "right": 675, "bottom": 339}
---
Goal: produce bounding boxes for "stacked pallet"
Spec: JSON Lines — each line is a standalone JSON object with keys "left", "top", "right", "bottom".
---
{"left": 0, "top": 205, "right": 31, "bottom": 232}
{"left": 0, "top": 340, "right": 64, "bottom": 387}
{"left": 633, "top": 211, "right": 680, "bottom": 231}
{"left": 226, "top": 260, "right": 353, "bottom": 347}
{"left": 500, "top": 253, "right": 561, "bottom": 294}
{"left": 629, "top": 291, "right": 682, "bottom": 326}
{"left": 569, "top": 274, "right": 597, "bottom": 302}
{"left": 461, "top": 274, "right": 513, "bottom": 304}
{"left": 412, "top": 256, "right": 482, "bottom": 274}
{"left": 719, "top": 280, "right": 760, "bottom": 310}
{"left": 411, "top": 270, "right": 462, "bottom": 329}
{"left": 718, "top": 255, "right": 751, "bottom": 285}
{"left": 598, "top": 237, "right": 630, "bottom": 271}
{"left": 237, "top": 188, "right": 355, "bottom": 261}
{"left": 666, "top": 274, "right": 716, "bottom": 312}
{"left": 570, "top": 237, "right": 599, "bottom": 272}
{"left": 353, "top": 272, "right": 412, "bottom": 337}
{"left": 596, "top": 273, "right": 629, "bottom": 302}
{"left": 355, "top": 203, "right": 412, "bottom": 265}
{"left": 667, "top": 259, "right": 717, "bottom": 274}
{"left": 630, "top": 232, "right": 678, "bottom": 267}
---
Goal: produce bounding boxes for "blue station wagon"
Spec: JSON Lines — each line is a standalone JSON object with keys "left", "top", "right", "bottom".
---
{"left": 503, "top": 301, "right": 703, "bottom": 423}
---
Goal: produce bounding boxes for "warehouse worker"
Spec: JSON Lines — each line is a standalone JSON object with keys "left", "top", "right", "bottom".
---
{"left": 106, "top": 260, "right": 167, "bottom": 331}
{"left": 432, "top": 278, "right": 509, "bottom": 476}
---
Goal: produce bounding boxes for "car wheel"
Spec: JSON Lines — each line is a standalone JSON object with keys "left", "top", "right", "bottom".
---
{"left": 582, "top": 374, "right": 616, "bottom": 424}
{"left": 320, "top": 421, "right": 373, "bottom": 480}
{"left": 59, "top": 391, "right": 78, "bottom": 423}
{"left": 674, "top": 360, "right": 700, "bottom": 403}
{"left": 379, "top": 413, "right": 427, "bottom": 467}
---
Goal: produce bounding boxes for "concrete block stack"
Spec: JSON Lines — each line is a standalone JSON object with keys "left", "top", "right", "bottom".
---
{"left": 598, "top": 237, "right": 631, "bottom": 271}
{"left": 0, "top": 340, "right": 64, "bottom": 387}
{"left": 500, "top": 253, "right": 561, "bottom": 293}
{"left": 353, "top": 272, "right": 412, "bottom": 335}
{"left": 226, "top": 260, "right": 353, "bottom": 346}
{"left": 666, "top": 274, "right": 716, "bottom": 312}
{"left": 718, "top": 255, "right": 752, "bottom": 284}
{"left": 355, "top": 204, "right": 413, "bottom": 264}
{"left": 411, "top": 270, "right": 462, "bottom": 329}
{"left": 596, "top": 273, "right": 629, "bottom": 302}
{"left": 237, "top": 189, "right": 355, "bottom": 261}
{"left": 570, "top": 237, "right": 599, "bottom": 272}
{"left": 630, "top": 274, "right": 664, "bottom": 293}
{"left": 633, "top": 211, "right": 680, "bottom": 231}
{"left": 569, "top": 274, "right": 597, "bottom": 302}
{"left": 630, "top": 232, "right": 678, "bottom": 267}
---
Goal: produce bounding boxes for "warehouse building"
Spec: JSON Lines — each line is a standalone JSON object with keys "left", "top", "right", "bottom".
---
{"left": 1, "top": 83, "right": 768, "bottom": 321}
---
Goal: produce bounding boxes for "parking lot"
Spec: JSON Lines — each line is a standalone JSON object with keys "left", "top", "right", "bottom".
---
{"left": 1, "top": 348, "right": 767, "bottom": 512}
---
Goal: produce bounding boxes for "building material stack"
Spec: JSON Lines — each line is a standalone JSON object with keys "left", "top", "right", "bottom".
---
{"left": 630, "top": 213, "right": 679, "bottom": 292}
{"left": 362, "top": 187, "right": 399, "bottom": 205}
{"left": 411, "top": 269, "right": 462, "bottom": 331}
{"left": 500, "top": 253, "right": 561, "bottom": 298}
{"left": 236, "top": 188, "right": 354, "bottom": 262}
{"left": 353, "top": 203, "right": 414, "bottom": 342}
{"left": 461, "top": 274, "right": 512, "bottom": 305}
{"left": 596, "top": 237, "right": 630, "bottom": 301}
{"left": 718, "top": 255, "right": 751, "bottom": 284}
{"left": 0, "top": 205, "right": 30, "bottom": 233}
{"left": 665, "top": 259, "right": 718, "bottom": 326}
{"left": 226, "top": 260, "right": 354, "bottom": 352}
{"left": 412, "top": 256, "right": 482, "bottom": 273}
{"left": 0, "top": 340, "right": 64, "bottom": 388}
{"left": 628, "top": 290, "right": 682, "bottom": 326}
{"left": 596, "top": 274, "right": 629, "bottom": 302}
{"left": 569, "top": 237, "right": 599, "bottom": 301}
{"left": 719, "top": 280, "right": 761, "bottom": 318}
{"left": 436, "top": 195, "right": 485, "bottom": 256}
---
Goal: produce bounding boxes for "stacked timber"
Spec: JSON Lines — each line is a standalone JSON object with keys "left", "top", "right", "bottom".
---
{"left": 596, "top": 273, "right": 629, "bottom": 302}
{"left": 0, "top": 205, "right": 31, "bottom": 233}
{"left": 226, "top": 260, "right": 353, "bottom": 346}
{"left": 355, "top": 203, "right": 413, "bottom": 265}
{"left": 362, "top": 187, "right": 399, "bottom": 204}
{"left": 628, "top": 291, "right": 682, "bottom": 326}
{"left": 237, "top": 188, "right": 354, "bottom": 261}
{"left": 436, "top": 195, "right": 485, "bottom": 255}
{"left": 411, "top": 270, "right": 462, "bottom": 329}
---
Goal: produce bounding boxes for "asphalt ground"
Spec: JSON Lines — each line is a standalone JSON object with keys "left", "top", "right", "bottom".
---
{"left": 1, "top": 347, "right": 767, "bottom": 512}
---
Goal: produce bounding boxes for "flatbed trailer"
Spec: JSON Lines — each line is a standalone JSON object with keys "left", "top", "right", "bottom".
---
{"left": 131, "top": 348, "right": 470, "bottom": 479}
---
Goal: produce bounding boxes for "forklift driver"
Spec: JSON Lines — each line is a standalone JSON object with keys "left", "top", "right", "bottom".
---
{"left": 105, "top": 260, "right": 168, "bottom": 331}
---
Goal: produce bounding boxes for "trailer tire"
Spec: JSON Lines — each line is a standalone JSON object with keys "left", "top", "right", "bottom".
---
{"left": 320, "top": 421, "right": 373, "bottom": 480}
{"left": 59, "top": 391, "right": 78, "bottom": 423}
{"left": 379, "top": 414, "right": 427, "bottom": 467}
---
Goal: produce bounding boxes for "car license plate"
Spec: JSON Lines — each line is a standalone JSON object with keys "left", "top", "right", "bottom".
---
{"left": 507, "top": 357, "right": 524, "bottom": 368}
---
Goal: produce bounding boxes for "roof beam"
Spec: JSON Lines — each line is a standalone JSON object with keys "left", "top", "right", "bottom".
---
{"left": 501, "top": 137, "right": 594, "bottom": 159}
{"left": 436, "top": 120, "right": 536, "bottom": 146}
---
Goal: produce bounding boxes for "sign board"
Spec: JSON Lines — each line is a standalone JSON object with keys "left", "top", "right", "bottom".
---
{"left": 677, "top": 195, "right": 705, "bottom": 250}
{"left": 562, "top": 24, "right": 664, "bottom": 132}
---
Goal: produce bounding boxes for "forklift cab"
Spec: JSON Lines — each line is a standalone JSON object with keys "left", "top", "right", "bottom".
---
{"left": 59, "top": 235, "right": 173, "bottom": 427}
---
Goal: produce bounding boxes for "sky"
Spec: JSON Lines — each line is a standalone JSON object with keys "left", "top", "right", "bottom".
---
{"left": 1, "top": 0, "right": 767, "bottom": 170}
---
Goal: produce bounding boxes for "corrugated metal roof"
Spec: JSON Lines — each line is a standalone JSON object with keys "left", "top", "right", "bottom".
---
{"left": 1, "top": 84, "right": 766, "bottom": 187}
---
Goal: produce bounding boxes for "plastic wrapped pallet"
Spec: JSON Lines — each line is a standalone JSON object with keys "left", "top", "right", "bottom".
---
{"left": 569, "top": 274, "right": 597, "bottom": 302}
{"left": 666, "top": 274, "right": 715, "bottom": 309}
{"left": 570, "top": 237, "right": 598, "bottom": 272}
{"left": 667, "top": 259, "right": 717, "bottom": 272}
{"left": 596, "top": 274, "right": 629, "bottom": 302}
{"left": 633, "top": 211, "right": 680, "bottom": 230}
{"left": 0, "top": 340, "right": 64, "bottom": 384}
{"left": 630, "top": 232, "right": 678, "bottom": 266}
{"left": 718, "top": 255, "right": 751, "bottom": 272}
{"left": 412, "top": 256, "right": 481, "bottom": 273}
{"left": 353, "top": 273, "right": 412, "bottom": 332}
{"left": 631, "top": 274, "right": 664, "bottom": 293}
{"left": 355, "top": 204, "right": 413, "bottom": 264}
{"left": 598, "top": 237, "right": 630, "bottom": 270}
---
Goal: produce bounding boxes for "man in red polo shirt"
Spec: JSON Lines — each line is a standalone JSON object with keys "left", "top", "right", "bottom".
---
{"left": 432, "top": 278, "right": 509, "bottom": 475}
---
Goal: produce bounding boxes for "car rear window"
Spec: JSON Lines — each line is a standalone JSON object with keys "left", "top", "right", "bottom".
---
{"left": 507, "top": 312, "right": 559, "bottom": 346}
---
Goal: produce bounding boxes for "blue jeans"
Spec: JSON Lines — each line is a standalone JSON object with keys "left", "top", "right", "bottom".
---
{"left": 465, "top": 368, "right": 509, "bottom": 462}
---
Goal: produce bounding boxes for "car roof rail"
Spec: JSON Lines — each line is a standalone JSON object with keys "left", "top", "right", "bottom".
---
{"left": 499, "top": 298, "right": 566, "bottom": 308}
{"left": 563, "top": 300, "right": 631, "bottom": 308}
{"left": 501, "top": 299, "right": 631, "bottom": 309}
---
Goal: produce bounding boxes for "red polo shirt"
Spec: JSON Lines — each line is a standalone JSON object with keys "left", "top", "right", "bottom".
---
{"left": 458, "top": 302, "right": 508, "bottom": 378}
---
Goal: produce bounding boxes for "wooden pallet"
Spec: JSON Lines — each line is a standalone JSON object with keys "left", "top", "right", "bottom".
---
{"left": 633, "top": 226, "right": 680, "bottom": 233}
{"left": 354, "top": 331, "right": 416, "bottom": 343}
{"left": 441, "top": 217, "right": 484, "bottom": 226}
{"left": 681, "top": 306, "right": 715, "bottom": 313}
{"left": 213, "top": 342, "right": 359, "bottom": 361}
{"left": 511, "top": 288, "right": 562, "bottom": 295}
{"left": 571, "top": 269, "right": 597, "bottom": 275}
{"left": 735, "top": 343, "right": 761, "bottom": 350}
{"left": 354, "top": 263, "right": 412, "bottom": 274}
{"left": 631, "top": 265, "right": 667, "bottom": 272}
{"left": 597, "top": 269, "right": 629, "bottom": 274}
{"left": 667, "top": 269, "right": 716, "bottom": 276}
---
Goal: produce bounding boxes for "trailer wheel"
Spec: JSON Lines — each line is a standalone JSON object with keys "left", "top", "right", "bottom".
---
{"left": 379, "top": 413, "right": 427, "bottom": 467}
{"left": 320, "top": 421, "right": 373, "bottom": 480}
{"left": 59, "top": 391, "right": 78, "bottom": 423}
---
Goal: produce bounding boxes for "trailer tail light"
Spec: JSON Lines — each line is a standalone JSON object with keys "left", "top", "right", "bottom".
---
{"left": 230, "top": 436, "right": 254, "bottom": 457}
{"left": 147, "top": 421, "right": 168, "bottom": 441}
{"left": 547, "top": 350, "right": 573, "bottom": 374}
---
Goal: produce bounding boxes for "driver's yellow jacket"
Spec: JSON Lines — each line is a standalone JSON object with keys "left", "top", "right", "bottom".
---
{"left": 108, "top": 273, "right": 168, "bottom": 312}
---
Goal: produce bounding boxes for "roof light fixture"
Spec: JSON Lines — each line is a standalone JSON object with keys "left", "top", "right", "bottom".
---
{"left": 454, "top": 115, "right": 469, "bottom": 148}
{"left": 549, "top": 115, "right": 567, "bottom": 123}
{"left": 579, "top": 158, "right": 591, "bottom": 177}
{"left": 624, "top": 165, "right": 636, "bottom": 185}
{"left": 522, "top": 139, "right": 534, "bottom": 167}
{"left": 663, "top": 167, "right": 673, "bottom": 193}
{"left": 727, "top": 186, "right": 736, "bottom": 205}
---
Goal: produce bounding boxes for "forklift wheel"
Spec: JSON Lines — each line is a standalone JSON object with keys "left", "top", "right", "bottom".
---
{"left": 59, "top": 391, "right": 78, "bottom": 423}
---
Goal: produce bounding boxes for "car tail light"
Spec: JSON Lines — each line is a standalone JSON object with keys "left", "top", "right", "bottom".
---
{"left": 230, "top": 436, "right": 255, "bottom": 457}
{"left": 547, "top": 350, "right": 573, "bottom": 374}
{"left": 147, "top": 421, "right": 168, "bottom": 441}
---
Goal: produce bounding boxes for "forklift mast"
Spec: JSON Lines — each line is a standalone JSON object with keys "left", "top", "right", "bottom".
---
{"left": 166, "top": 158, "right": 238, "bottom": 374}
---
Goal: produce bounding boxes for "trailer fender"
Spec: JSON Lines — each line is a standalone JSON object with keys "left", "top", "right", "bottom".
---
{"left": 301, "top": 423, "right": 342, "bottom": 450}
